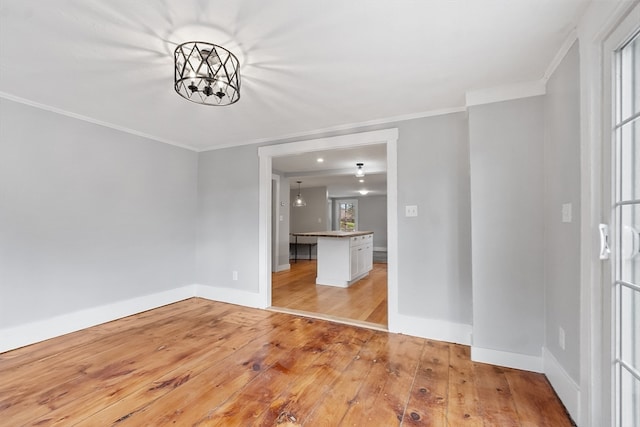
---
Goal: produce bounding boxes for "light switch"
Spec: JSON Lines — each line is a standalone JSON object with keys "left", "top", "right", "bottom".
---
{"left": 562, "top": 203, "right": 572, "bottom": 223}
{"left": 279, "top": 215, "right": 284, "bottom": 222}
{"left": 405, "top": 205, "right": 418, "bottom": 217}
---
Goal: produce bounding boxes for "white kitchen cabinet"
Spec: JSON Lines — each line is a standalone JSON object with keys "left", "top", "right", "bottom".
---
{"left": 314, "top": 232, "right": 373, "bottom": 287}
{"left": 350, "top": 234, "right": 373, "bottom": 281}
{"left": 350, "top": 245, "right": 359, "bottom": 279}
{"left": 290, "top": 231, "right": 374, "bottom": 287}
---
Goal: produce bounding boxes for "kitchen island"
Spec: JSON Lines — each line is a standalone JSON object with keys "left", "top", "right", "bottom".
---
{"left": 290, "top": 231, "right": 373, "bottom": 287}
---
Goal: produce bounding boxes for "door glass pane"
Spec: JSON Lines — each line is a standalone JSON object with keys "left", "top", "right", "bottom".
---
{"left": 619, "top": 119, "right": 640, "bottom": 202}
{"left": 620, "top": 204, "right": 640, "bottom": 284}
{"left": 620, "top": 34, "right": 640, "bottom": 121}
{"left": 620, "top": 366, "right": 640, "bottom": 427}
{"left": 620, "top": 285, "right": 640, "bottom": 370}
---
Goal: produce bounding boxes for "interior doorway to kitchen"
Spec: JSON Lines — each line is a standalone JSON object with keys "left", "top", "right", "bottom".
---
{"left": 257, "top": 129, "right": 398, "bottom": 330}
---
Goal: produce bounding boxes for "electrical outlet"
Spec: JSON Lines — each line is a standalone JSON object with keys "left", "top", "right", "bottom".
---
{"left": 405, "top": 205, "right": 418, "bottom": 217}
{"left": 558, "top": 327, "right": 565, "bottom": 350}
{"left": 232, "top": 271, "right": 238, "bottom": 281}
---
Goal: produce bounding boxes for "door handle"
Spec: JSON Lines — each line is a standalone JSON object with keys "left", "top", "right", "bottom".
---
{"left": 599, "top": 224, "right": 611, "bottom": 260}
{"left": 622, "top": 225, "right": 640, "bottom": 260}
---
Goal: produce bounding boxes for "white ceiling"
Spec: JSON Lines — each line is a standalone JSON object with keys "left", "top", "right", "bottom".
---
{"left": 0, "top": 0, "right": 589, "bottom": 152}
{"left": 273, "top": 144, "right": 387, "bottom": 198}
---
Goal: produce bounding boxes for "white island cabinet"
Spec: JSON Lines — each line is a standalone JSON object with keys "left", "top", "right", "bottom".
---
{"left": 291, "top": 231, "right": 373, "bottom": 287}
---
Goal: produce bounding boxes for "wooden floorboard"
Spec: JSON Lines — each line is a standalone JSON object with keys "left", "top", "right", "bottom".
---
{"left": 0, "top": 299, "right": 574, "bottom": 426}
{"left": 446, "top": 344, "right": 483, "bottom": 426}
{"left": 272, "top": 260, "right": 388, "bottom": 327}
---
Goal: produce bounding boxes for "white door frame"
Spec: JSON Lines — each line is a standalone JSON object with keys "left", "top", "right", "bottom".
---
{"left": 257, "top": 128, "right": 399, "bottom": 329}
{"left": 271, "top": 173, "right": 280, "bottom": 272}
{"left": 578, "top": 2, "right": 639, "bottom": 425}
{"left": 602, "top": 6, "right": 640, "bottom": 426}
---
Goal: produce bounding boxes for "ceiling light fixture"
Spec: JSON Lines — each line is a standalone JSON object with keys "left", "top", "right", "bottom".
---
{"left": 174, "top": 41, "right": 240, "bottom": 106}
{"left": 359, "top": 190, "right": 369, "bottom": 195}
{"left": 317, "top": 158, "right": 324, "bottom": 163}
{"left": 293, "top": 181, "right": 306, "bottom": 207}
{"left": 355, "top": 163, "right": 365, "bottom": 178}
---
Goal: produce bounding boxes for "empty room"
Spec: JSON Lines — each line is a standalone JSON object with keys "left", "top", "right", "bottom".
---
{"left": 1, "top": 1, "right": 639, "bottom": 426}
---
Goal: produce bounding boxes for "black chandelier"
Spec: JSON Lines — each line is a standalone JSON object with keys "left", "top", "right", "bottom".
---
{"left": 174, "top": 41, "right": 240, "bottom": 106}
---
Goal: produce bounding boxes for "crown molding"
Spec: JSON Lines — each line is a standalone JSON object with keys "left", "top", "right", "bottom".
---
{"left": 199, "top": 106, "right": 466, "bottom": 152}
{"left": 543, "top": 29, "right": 579, "bottom": 82}
{"left": 0, "top": 91, "right": 198, "bottom": 152}
{"left": 465, "top": 80, "right": 546, "bottom": 108}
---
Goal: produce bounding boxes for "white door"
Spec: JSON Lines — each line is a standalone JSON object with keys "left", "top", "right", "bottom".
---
{"left": 609, "top": 17, "right": 640, "bottom": 427}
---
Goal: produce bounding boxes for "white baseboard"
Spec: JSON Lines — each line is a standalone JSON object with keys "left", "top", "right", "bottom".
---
{"left": 543, "top": 347, "right": 580, "bottom": 423}
{"left": 0, "top": 284, "right": 266, "bottom": 353}
{"left": 275, "top": 263, "right": 290, "bottom": 272}
{"left": 471, "top": 346, "right": 543, "bottom": 373}
{"left": 0, "top": 285, "right": 196, "bottom": 353}
{"left": 194, "top": 284, "right": 263, "bottom": 308}
{"left": 390, "top": 313, "right": 472, "bottom": 345}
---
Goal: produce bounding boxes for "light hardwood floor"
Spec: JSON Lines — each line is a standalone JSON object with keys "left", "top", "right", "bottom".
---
{"left": 0, "top": 298, "right": 574, "bottom": 426}
{"left": 272, "top": 260, "right": 388, "bottom": 327}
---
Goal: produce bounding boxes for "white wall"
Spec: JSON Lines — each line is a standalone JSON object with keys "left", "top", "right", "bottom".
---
{"left": 544, "top": 41, "right": 581, "bottom": 382}
{"left": 0, "top": 98, "right": 198, "bottom": 329}
{"left": 468, "top": 96, "right": 545, "bottom": 366}
{"left": 290, "top": 186, "right": 329, "bottom": 234}
{"left": 396, "top": 114, "right": 473, "bottom": 326}
{"left": 357, "top": 195, "right": 387, "bottom": 249}
{"left": 196, "top": 145, "right": 260, "bottom": 292}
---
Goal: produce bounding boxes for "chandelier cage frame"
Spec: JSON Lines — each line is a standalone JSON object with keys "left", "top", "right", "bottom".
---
{"left": 174, "top": 41, "right": 241, "bottom": 106}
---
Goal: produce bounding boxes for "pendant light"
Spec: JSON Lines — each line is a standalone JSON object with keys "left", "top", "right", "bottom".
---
{"left": 293, "top": 181, "right": 306, "bottom": 207}
{"left": 355, "top": 163, "right": 365, "bottom": 177}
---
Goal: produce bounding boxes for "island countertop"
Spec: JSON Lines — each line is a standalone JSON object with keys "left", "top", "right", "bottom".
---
{"left": 291, "top": 231, "right": 373, "bottom": 238}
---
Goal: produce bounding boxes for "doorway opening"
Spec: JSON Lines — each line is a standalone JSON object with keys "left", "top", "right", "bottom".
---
{"left": 258, "top": 129, "right": 399, "bottom": 330}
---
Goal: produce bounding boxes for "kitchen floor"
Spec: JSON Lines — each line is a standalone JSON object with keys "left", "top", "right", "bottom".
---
{"left": 271, "top": 260, "right": 387, "bottom": 327}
